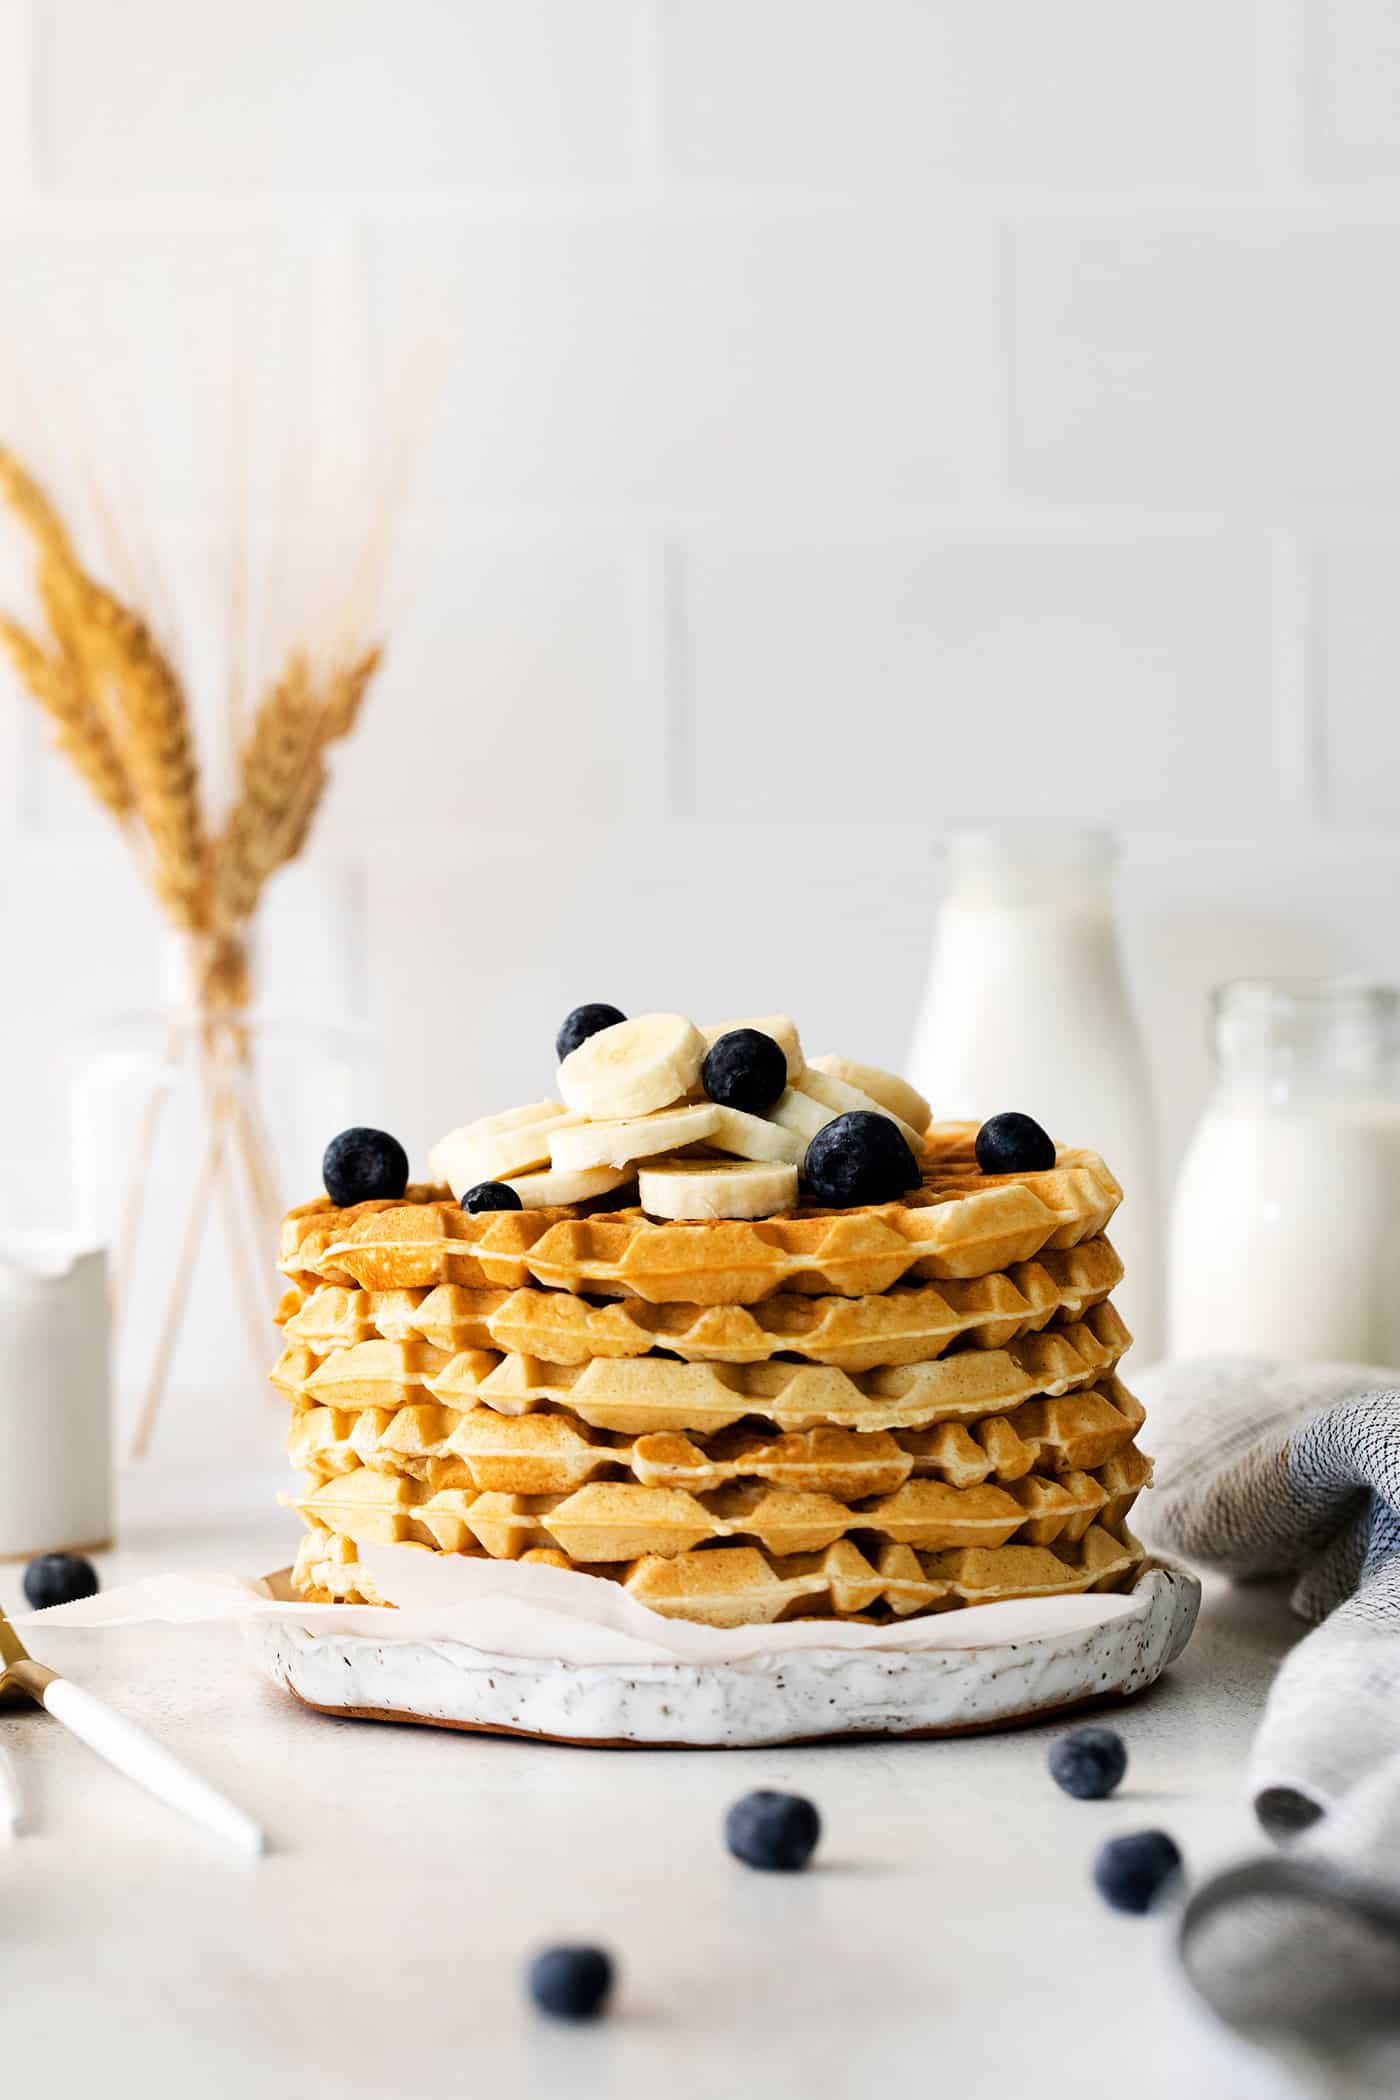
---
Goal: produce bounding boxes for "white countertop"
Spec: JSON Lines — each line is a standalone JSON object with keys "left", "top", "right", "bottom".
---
{"left": 2, "top": 1468, "right": 1305, "bottom": 2100}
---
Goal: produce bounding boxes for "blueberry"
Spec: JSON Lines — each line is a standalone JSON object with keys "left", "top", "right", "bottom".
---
{"left": 1049, "top": 1726, "right": 1128, "bottom": 1801}
{"left": 725, "top": 1790, "right": 821, "bottom": 1872}
{"left": 975, "top": 1111, "right": 1056, "bottom": 1175}
{"left": 556, "top": 1004, "right": 626, "bottom": 1063}
{"left": 322, "top": 1127, "right": 409, "bottom": 1208}
{"left": 701, "top": 1028, "right": 788, "bottom": 1116}
{"left": 802, "top": 1111, "right": 921, "bottom": 1208}
{"left": 23, "top": 1552, "right": 100, "bottom": 1611}
{"left": 527, "top": 1945, "right": 614, "bottom": 2022}
{"left": 460, "top": 1180, "right": 524, "bottom": 1215}
{"left": 1093, "top": 1830, "right": 1182, "bottom": 1914}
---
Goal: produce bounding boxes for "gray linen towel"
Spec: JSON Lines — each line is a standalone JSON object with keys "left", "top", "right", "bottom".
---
{"left": 1137, "top": 1358, "right": 1400, "bottom": 2098}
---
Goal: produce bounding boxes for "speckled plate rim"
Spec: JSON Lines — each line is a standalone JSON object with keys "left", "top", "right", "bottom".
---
{"left": 246, "top": 1558, "right": 1201, "bottom": 1748}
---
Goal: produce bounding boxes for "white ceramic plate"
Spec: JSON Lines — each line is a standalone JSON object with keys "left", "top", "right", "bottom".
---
{"left": 247, "top": 1560, "right": 1201, "bottom": 1748}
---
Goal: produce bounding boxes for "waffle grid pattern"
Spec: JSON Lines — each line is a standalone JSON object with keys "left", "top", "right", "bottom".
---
{"left": 292, "top": 1519, "right": 1145, "bottom": 1626}
{"left": 271, "top": 1302, "right": 1133, "bottom": 1435}
{"left": 277, "top": 1123, "right": 1146, "bottom": 1626}
{"left": 287, "top": 1385, "right": 1147, "bottom": 1497}
{"left": 278, "top": 1128, "right": 1122, "bottom": 1304}
{"left": 276, "top": 1237, "right": 1123, "bottom": 1370}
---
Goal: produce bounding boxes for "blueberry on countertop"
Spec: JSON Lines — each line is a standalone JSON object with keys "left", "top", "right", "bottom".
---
{"left": 460, "top": 1180, "right": 524, "bottom": 1214}
{"left": 975, "top": 1111, "right": 1056, "bottom": 1176}
{"left": 702, "top": 1028, "right": 787, "bottom": 1116}
{"left": 527, "top": 1945, "right": 615, "bottom": 2022}
{"left": 1049, "top": 1727, "right": 1128, "bottom": 1801}
{"left": 23, "top": 1552, "right": 100, "bottom": 1611}
{"left": 725, "top": 1789, "right": 822, "bottom": 1872}
{"left": 802, "top": 1111, "right": 921, "bottom": 1208}
{"left": 1093, "top": 1831, "right": 1182, "bottom": 1914}
{"left": 556, "top": 1003, "right": 627, "bottom": 1063}
{"left": 322, "top": 1127, "right": 409, "bottom": 1208}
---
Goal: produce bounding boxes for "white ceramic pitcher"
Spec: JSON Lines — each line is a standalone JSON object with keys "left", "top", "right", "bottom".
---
{"left": 0, "top": 1237, "right": 112, "bottom": 1560}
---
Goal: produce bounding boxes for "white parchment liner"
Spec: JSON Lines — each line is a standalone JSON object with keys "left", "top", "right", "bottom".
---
{"left": 27, "top": 1541, "right": 1149, "bottom": 1666}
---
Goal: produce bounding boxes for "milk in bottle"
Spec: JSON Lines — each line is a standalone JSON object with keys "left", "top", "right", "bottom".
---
{"left": 908, "top": 829, "right": 1164, "bottom": 1363}
{"left": 1170, "top": 981, "right": 1400, "bottom": 1364}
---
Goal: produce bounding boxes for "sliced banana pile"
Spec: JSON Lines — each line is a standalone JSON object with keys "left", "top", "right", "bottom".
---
{"left": 428, "top": 1010, "right": 932, "bottom": 1224}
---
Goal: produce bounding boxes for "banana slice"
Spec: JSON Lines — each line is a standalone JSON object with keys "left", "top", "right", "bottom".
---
{"left": 504, "top": 1165, "right": 634, "bottom": 1209}
{"left": 479, "top": 1099, "right": 568, "bottom": 1135}
{"left": 707, "top": 1105, "right": 804, "bottom": 1165}
{"left": 558, "top": 1013, "right": 707, "bottom": 1121}
{"left": 637, "top": 1160, "right": 798, "bottom": 1221}
{"left": 431, "top": 1104, "right": 584, "bottom": 1196}
{"left": 767, "top": 1087, "right": 833, "bottom": 1149}
{"left": 701, "top": 1014, "right": 804, "bottom": 1083}
{"left": 808, "top": 1055, "right": 931, "bottom": 1135}
{"left": 549, "top": 1103, "right": 721, "bottom": 1172}
{"left": 795, "top": 1070, "right": 925, "bottom": 1155}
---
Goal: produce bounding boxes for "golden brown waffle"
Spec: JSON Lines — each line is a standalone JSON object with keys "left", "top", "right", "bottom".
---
{"left": 271, "top": 1301, "right": 1131, "bottom": 1434}
{"left": 288, "top": 1385, "right": 1148, "bottom": 1499}
{"left": 292, "top": 1439, "right": 1149, "bottom": 1563}
{"left": 292, "top": 1518, "right": 1144, "bottom": 1625}
{"left": 278, "top": 1125, "right": 1121, "bottom": 1304}
{"left": 277, "top": 1238, "right": 1121, "bottom": 1371}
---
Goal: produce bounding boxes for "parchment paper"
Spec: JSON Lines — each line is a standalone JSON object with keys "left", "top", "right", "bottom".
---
{"left": 24, "top": 1541, "right": 1147, "bottom": 1666}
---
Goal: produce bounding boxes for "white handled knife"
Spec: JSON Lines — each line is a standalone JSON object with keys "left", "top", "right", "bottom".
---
{"left": 0, "top": 1600, "right": 266, "bottom": 1854}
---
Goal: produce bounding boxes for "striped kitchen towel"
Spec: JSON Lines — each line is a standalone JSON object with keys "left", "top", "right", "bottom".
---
{"left": 1138, "top": 1358, "right": 1400, "bottom": 2100}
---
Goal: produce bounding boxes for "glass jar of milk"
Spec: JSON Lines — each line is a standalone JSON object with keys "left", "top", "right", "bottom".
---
{"left": 907, "top": 829, "right": 1163, "bottom": 1362}
{"left": 1170, "top": 981, "right": 1400, "bottom": 1365}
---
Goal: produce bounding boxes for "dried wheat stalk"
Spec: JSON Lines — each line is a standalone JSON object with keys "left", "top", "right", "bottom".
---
{"left": 212, "top": 642, "right": 383, "bottom": 929}
{"left": 0, "top": 441, "right": 389, "bottom": 1457}
{"left": 0, "top": 449, "right": 136, "bottom": 815}
{"left": 0, "top": 612, "right": 133, "bottom": 821}
{"left": 276, "top": 645, "right": 382, "bottom": 865}
{"left": 40, "top": 553, "right": 107, "bottom": 708}
{"left": 323, "top": 642, "right": 381, "bottom": 741}
{"left": 80, "top": 579, "right": 208, "bottom": 930}
{"left": 0, "top": 446, "right": 77, "bottom": 568}
{"left": 1, "top": 448, "right": 384, "bottom": 941}
{"left": 210, "top": 652, "right": 319, "bottom": 928}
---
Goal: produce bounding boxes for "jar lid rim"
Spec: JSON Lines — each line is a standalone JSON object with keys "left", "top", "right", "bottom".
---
{"left": 940, "top": 826, "right": 1118, "bottom": 867}
{"left": 1213, "top": 977, "right": 1400, "bottom": 1016}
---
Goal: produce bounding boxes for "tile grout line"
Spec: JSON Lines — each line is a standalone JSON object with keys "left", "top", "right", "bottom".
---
{"left": 953, "top": 206, "right": 1013, "bottom": 501}
{"left": 4, "top": 6, "right": 43, "bottom": 836}
{"left": 18, "top": 0, "right": 40, "bottom": 198}
{"left": 631, "top": 0, "right": 666, "bottom": 195}
{"left": 624, "top": 540, "right": 686, "bottom": 822}
{"left": 1255, "top": 0, "right": 1313, "bottom": 181}
{"left": 1269, "top": 525, "right": 1321, "bottom": 821}
{"left": 627, "top": 0, "right": 685, "bottom": 822}
{"left": 660, "top": 537, "right": 689, "bottom": 816}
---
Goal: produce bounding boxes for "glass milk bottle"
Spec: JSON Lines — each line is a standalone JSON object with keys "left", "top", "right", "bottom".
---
{"left": 908, "top": 829, "right": 1164, "bottom": 1362}
{"left": 1170, "top": 981, "right": 1400, "bottom": 1365}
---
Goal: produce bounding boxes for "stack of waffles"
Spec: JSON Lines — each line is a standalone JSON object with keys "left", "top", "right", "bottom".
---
{"left": 274, "top": 1019, "right": 1150, "bottom": 1629}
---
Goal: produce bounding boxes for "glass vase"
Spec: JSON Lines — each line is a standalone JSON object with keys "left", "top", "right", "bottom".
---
{"left": 65, "top": 863, "right": 371, "bottom": 1466}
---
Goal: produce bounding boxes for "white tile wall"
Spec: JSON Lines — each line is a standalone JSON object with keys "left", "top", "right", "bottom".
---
{"left": 0, "top": 223, "right": 319, "bottom": 520}
{"left": 38, "top": 0, "right": 646, "bottom": 193}
{"left": 333, "top": 532, "right": 645, "bottom": 826}
{"left": 663, "top": 0, "right": 1264, "bottom": 185}
{"left": 0, "top": 0, "right": 32, "bottom": 198}
{"left": 677, "top": 532, "right": 1277, "bottom": 823}
{"left": 4, "top": 0, "right": 1400, "bottom": 1279}
{"left": 367, "top": 206, "right": 965, "bottom": 511}
{"left": 1314, "top": 532, "right": 1400, "bottom": 821}
{"left": 1312, "top": 0, "right": 1400, "bottom": 172}
{"left": 1008, "top": 214, "right": 1400, "bottom": 502}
